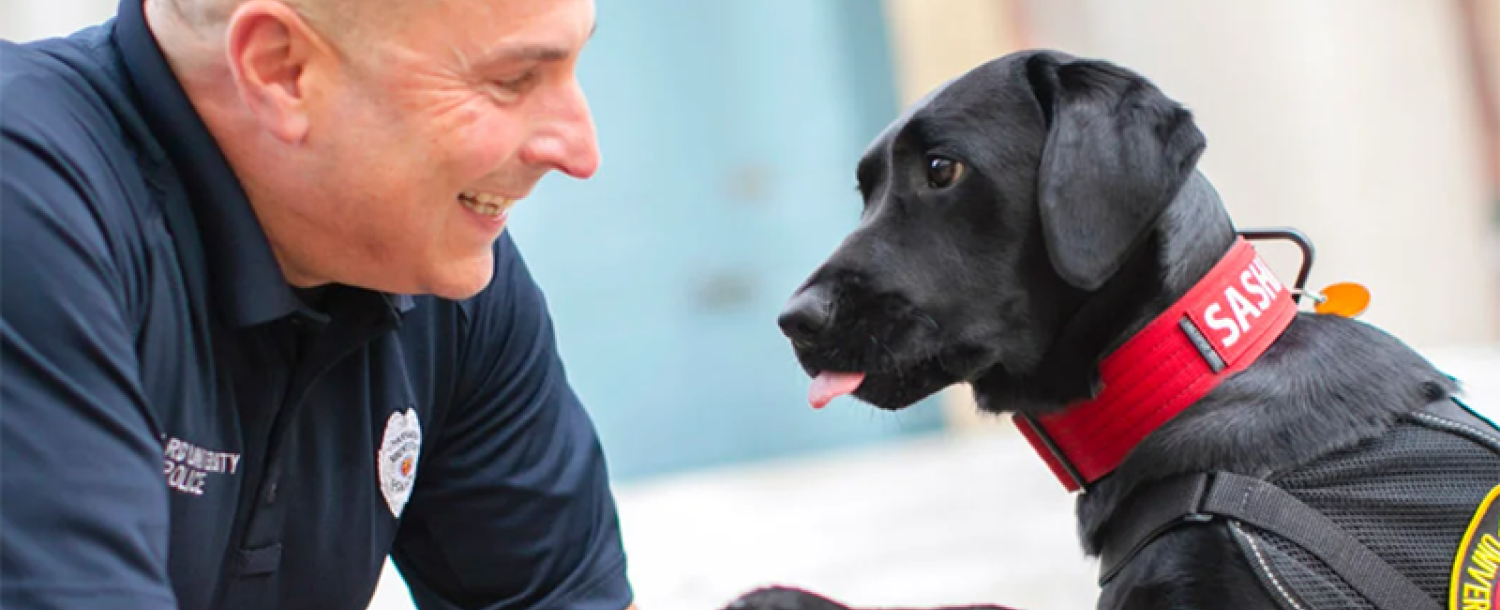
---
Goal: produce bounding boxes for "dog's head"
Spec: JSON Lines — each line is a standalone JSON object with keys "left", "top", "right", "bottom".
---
{"left": 778, "top": 50, "right": 1209, "bottom": 413}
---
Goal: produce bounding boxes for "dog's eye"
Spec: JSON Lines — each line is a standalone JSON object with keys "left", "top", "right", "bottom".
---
{"left": 926, "top": 156, "right": 965, "bottom": 189}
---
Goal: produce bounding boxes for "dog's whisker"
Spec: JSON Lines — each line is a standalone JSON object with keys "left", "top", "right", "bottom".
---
{"left": 872, "top": 335, "right": 904, "bottom": 374}
{"left": 920, "top": 314, "right": 940, "bottom": 331}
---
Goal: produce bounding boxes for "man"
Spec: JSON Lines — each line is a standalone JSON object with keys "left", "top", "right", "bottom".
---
{"left": 0, "top": 0, "right": 637, "bottom": 608}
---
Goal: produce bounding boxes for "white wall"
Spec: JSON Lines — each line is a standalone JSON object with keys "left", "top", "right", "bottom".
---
{"left": 1018, "top": 0, "right": 1500, "bottom": 349}
{"left": 0, "top": 0, "right": 117, "bottom": 41}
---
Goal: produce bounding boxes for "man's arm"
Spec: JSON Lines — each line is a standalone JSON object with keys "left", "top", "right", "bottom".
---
{"left": 1, "top": 132, "right": 176, "bottom": 608}
{"left": 390, "top": 233, "right": 633, "bottom": 610}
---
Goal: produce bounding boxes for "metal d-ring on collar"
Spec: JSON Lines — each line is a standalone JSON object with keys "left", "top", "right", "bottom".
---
{"left": 1236, "top": 227, "right": 1321, "bottom": 305}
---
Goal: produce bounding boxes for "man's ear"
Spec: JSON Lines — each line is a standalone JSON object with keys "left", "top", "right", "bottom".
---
{"left": 224, "top": 0, "right": 325, "bottom": 143}
{"left": 1025, "top": 53, "right": 1207, "bottom": 291}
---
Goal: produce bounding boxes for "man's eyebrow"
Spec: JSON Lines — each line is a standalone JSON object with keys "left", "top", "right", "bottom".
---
{"left": 475, "top": 21, "right": 597, "bottom": 66}
{"left": 483, "top": 45, "right": 571, "bottom": 64}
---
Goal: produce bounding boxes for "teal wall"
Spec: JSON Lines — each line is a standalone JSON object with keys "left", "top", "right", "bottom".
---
{"left": 509, "top": 0, "right": 946, "bottom": 482}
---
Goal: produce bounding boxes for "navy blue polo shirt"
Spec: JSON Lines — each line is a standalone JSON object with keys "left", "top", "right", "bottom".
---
{"left": 0, "top": 2, "right": 632, "bottom": 609}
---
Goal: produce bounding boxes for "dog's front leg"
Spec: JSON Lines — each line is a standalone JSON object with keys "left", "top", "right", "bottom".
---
{"left": 720, "top": 586, "right": 1023, "bottom": 610}
{"left": 720, "top": 587, "right": 848, "bottom": 610}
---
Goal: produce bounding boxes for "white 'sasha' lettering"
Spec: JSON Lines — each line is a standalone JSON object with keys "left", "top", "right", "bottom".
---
{"left": 1200, "top": 257, "right": 1285, "bottom": 350}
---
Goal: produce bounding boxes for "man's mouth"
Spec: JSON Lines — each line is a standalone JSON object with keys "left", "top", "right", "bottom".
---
{"left": 458, "top": 191, "right": 518, "bottom": 217}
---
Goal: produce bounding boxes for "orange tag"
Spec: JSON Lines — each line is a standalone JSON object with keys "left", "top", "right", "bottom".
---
{"left": 1314, "top": 282, "right": 1371, "bottom": 318}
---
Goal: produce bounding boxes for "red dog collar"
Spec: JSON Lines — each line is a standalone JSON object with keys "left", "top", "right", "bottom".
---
{"left": 1014, "top": 237, "right": 1298, "bottom": 492}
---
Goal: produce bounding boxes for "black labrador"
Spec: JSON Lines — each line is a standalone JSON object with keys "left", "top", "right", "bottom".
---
{"left": 725, "top": 49, "right": 1499, "bottom": 610}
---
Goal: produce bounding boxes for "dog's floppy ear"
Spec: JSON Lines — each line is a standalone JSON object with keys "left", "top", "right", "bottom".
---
{"left": 1026, "top": 54, "right": 1207, "bottom": 291}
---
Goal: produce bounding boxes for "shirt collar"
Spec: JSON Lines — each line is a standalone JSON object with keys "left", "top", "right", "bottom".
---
{"left": 112, "top": 0, "right": 415, "bottom": 327}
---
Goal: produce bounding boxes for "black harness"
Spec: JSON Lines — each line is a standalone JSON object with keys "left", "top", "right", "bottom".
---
{"left": 1099, "top": 397, "right": 1500, "bottom": 610}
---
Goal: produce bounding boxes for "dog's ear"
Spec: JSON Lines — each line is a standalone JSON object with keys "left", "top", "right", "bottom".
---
{"left": 1026, "top": 54, "right": 1206, "bottom": 291}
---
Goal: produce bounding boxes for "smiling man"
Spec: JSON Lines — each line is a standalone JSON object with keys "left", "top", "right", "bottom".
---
{"left": 1, "top": 0, "right": 634, "bottom": 609}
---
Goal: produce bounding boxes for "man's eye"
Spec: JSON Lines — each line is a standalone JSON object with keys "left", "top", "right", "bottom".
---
{"left": 926, "top": 156, "right": 965, "bottom": 189}
{"left": 486, "top": 71, "right": 539, "bottom": 103}
{"left": 496, "top": 71, "right": 538, "bottom": 92}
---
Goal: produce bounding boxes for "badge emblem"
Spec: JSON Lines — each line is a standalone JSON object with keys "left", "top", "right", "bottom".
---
{"left": 378, "top": 408, "right": 422, "bottom": 518}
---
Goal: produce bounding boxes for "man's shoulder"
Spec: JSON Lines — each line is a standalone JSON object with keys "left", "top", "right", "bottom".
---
{"left": 3, "top": 25, "right": 142, "bottom": 166}
{"left": 4, "top": 25, "right": 158, "bottom": 197}
{"left": 3, "top": 27, "right": 164, "bottom": 288}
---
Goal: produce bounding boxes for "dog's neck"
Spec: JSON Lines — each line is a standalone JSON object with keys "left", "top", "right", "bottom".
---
{"left": 1064, "top": 173, "right": 1455, "bottom": 555}
{"left": 1145, "top": 172, "right": 1240, "bottom": 322}
{"left": 1016, "top": 237, "right": 1298, "bottom": 490}
{"left": 1089, "top": 171, "right": 1241, "bottom": 358}
{"left": 1010, "top": 173, "right": 1307, "bottom": 490}
{"left": 969, "top": 171, "right": 1236, "bottom": 415}
{"left": 967, "top": 171, "right": 1456, "bottom": 556}
{"left": 1074, "top": 317, "right": 1455, "bottom": 553}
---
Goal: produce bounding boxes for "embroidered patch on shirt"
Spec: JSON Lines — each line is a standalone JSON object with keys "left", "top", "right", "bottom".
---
{"left": 162, "top": 435, "right": 242, "bottom": 497}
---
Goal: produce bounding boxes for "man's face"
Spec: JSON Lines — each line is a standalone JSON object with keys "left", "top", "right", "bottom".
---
{"left": 289, "top": 0, "right": 598, "bottom": 299}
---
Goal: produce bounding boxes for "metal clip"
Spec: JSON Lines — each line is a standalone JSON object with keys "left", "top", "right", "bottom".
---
{"left": 1291, "top": 288, "right": 1326, "bottom": 304}
{"left": 1237, "top": 227, "right": 1316, "bottom": 305}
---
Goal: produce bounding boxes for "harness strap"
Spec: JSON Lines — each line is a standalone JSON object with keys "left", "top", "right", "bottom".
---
{"left": 1098, "top": 473, "right": 1213, "bottom": 584}
{"left": 1100, "top": 470, "right": 1439, "bottom": 610}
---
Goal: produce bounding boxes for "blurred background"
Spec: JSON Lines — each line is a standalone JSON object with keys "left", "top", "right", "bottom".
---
{"left": 4, "top": 1, "right": 1499, "bottom": 608}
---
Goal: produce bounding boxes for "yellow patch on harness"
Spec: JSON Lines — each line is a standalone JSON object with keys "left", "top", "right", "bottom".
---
{"left": 1452, "top": 485, "right": 1500, "bottom": 610}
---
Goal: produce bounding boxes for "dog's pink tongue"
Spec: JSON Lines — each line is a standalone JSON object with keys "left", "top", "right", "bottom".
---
{"left": 808, "top": 372, "right": 866, "bottom": 409}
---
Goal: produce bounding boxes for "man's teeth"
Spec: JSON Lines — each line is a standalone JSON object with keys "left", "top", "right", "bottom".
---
{"left": 458, "top": 191, "right": 516, "bottom": 217}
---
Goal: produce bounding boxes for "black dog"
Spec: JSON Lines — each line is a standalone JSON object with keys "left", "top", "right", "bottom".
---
{"left": 727, "top": 50, "right": 1500, "bottom": 610}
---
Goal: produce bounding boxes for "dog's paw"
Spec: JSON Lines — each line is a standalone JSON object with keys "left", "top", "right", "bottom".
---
{"left": 720, "top": 586, "right": 850, "bottom": 610}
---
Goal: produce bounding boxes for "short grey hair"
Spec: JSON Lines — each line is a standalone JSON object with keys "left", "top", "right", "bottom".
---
{"left": 160, "top": 0, "right": 238, "bottom": 29}
{"left": 158, "top": 0, "right": 376, "bottom": 44}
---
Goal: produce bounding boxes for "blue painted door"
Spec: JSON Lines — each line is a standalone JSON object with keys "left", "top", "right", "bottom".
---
{"left": 509, "top": 0, "right": 946, "bottom": 481}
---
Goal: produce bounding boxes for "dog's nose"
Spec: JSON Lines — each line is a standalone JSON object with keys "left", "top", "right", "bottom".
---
{"left": 778, "top": 288, "right": 833, "bottom": 342}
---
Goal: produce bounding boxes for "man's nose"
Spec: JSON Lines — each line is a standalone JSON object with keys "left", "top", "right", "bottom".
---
{"left": 522, "top": 80, "right": 601, "bottom": 179}
{"left": 778, "top": 286, "right": 833, "bottom": 342}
